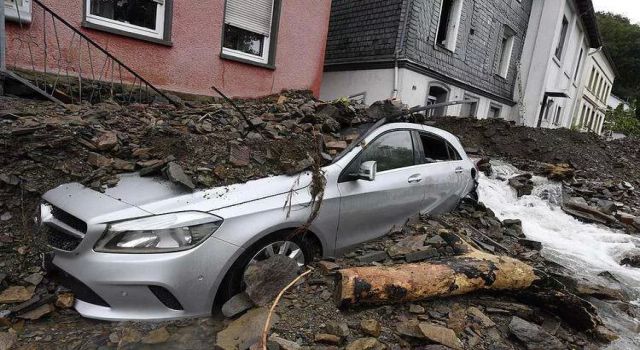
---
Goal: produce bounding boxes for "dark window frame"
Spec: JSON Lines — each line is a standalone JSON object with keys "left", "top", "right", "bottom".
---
{"left": 82, "top": 0, "right": 174, "bottom": 46}
{"left": 220, "top": 0, "right": 282, "bottom": 70}
{"left": 554, "top": 16, "right": 569, "bottom": 60}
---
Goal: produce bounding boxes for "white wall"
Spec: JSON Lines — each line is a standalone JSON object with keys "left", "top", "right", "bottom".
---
{"left": 320, "top": 69, "right": 395, "bottom": 104}
{"left": 516, "top": 0, "right": 589, "bottom": 129}
{"left": 321, "top": 67, "right": 512, "bottom": 119}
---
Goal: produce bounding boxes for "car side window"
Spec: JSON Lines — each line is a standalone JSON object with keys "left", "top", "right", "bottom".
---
{"left": 447, "top": 143, "right": 462, "bottom": 161}
{"left": 350, "top": 131, "right": 415, "bottom": 173}
{"left": 420, "top": 133, "right": 460, "bottom": 163}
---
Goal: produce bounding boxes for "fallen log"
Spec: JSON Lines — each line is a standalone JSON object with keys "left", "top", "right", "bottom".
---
{"left": 335, "top": 231, "right": 537, "bottom": 307}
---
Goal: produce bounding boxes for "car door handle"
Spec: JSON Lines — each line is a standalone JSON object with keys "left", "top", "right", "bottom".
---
{"left": 408, "top": 174, "right": 423, "bottom": 183}
{"left": 455, "top": 167, "right": 464, "bottom": 174}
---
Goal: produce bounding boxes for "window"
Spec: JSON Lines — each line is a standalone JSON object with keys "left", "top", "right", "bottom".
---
{"left": 489, "top": 105, "right": 502, "bottom": 119}
{"left": 544, "top": 100, "right": 554, "bottom": 121}
{"left": 420, "top": 133, "right": 460, "bottom": 163}
{"left": 427, "top": 84, "right": 450, "bottom": 117}
{"left": 4, "top": 0, "right": 31, "bottom": 23}
{"left": 222, "top": 0, "right": 279, "bottom": 65}
{"left": 460, "top": 94, "right": 478, "bottom": 118}
{"left": 497, "top": 26, "right": 515, "bottom": 78}
{"left": 553, "top": 106, "right": 562, "bottom": 125}
{"left": 574, "top": 48, "right": 583, "bottom": 81}
{"left": 597, "top": 76, "right": 603, "bottom": 98}
{"left": 350, "top": 131, "right": 415, "bottom": 173}
{"left": 436, "top": 0, "right": 463, "bottom": 51}
{"left": 555, "top": 16, "right": 569, "bottom": 60}
{"left": 84, "top": 0, "right": 172, "bottom": 43}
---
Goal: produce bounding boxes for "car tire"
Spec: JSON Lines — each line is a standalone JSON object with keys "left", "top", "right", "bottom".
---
{"left": 216, "top": 231, "right": 317, "bottom": 305}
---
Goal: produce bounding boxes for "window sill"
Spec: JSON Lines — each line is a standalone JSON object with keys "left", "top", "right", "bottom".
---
{"left": 220, "top": 53, "right": 275, "bottom": 70}
{"left": 494, "top": 74, "right": 508, "bottom": 82}
{"left": 435, "top": 43, "right": 455, "bottom": 54}
{"left": 82, "top": 21, "right": 173, "bottom": 47}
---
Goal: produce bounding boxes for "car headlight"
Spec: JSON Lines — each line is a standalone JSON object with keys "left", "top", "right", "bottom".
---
{"left": 94, "top": 212, "right": 223, "bottom": 253}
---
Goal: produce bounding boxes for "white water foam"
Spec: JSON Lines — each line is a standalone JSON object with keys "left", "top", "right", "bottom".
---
{"left": 478, "top": 161, "right": 640, "bottom": 348}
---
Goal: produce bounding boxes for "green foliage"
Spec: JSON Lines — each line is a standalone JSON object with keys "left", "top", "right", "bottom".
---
{"left": 333, "top": 97, "right": 351, "bottom": 107}
{"left": 605, "top": 104, "right": 640, "bottom": 137}
{"left": 596, "top": 12, "right": 640, "bottom": 102}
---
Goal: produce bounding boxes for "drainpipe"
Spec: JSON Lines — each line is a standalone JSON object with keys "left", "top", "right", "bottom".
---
{"left": 393, "top": 0, "right": 411, "bottom": 100}
{"left": 392, "top": 52, "right": 399, "bottom": 99}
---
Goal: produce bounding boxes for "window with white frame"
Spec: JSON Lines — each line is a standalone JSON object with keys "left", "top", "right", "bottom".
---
{"left": 497, "top": 26, "right": 515, "bottom": 78}
{"left": 4, "top": 0, "right": 31, "bottom": 23}
{"left": 553, "top": 106, "right": 562, "bottom": 125}
{"left": 84, "top": 0, "right": 171, "bottom": 42}
{"left": 222, "top": 0, "right": 278, "bottom": 65}
{"left": 436, "top": 0, "right": 464, "bottom": 51}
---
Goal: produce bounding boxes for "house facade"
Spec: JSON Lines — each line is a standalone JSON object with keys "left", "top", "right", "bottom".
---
{"left": 515, "top": 0, "right": 603, "bottom": 129}
{"left": 608, "top": 94, "right": 631, "bottom": 112}
{"left": 3, "top": 0, "right": 331, "bottom": 98}
{"left": 570, "top": 49, "right": 616, "bottom": 134}
{"left": 320, "top": 0, "right": 533, "bottom": 119}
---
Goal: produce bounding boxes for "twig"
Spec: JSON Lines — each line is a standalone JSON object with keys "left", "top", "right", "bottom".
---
{"left": 210, "top": 85, "right": 258, "bottom": 134}
{"left": 466, "top": 225, "right": 510, "bottom": 252}
{"left": 261, "top": 268, "right": 313, "bottom": 349}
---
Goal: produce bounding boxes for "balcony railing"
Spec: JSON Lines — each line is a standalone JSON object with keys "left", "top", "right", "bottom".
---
{"left": 1, "top": 0, "right": 177, "bottom": 106}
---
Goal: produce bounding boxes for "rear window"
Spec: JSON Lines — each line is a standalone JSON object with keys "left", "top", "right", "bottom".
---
{"left": 420, "top": 133, "right": 461, "bottom": 163}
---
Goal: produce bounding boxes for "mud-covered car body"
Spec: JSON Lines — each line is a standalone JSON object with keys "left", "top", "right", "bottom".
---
{"left": 39, "top": 123, "right": 476, "bottom": 320}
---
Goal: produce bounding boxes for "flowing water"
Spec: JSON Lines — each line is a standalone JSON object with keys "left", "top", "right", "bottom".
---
{"left": 478, "top": 161, "right": 640, "bottom": 349}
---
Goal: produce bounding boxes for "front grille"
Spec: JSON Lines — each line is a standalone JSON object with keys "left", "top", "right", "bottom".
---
{"left": 149, "top": 286, "right": 184, "bottom": 310}
{"left": 51, "top": 206, "right": 87, "bottom": 233}
{"left": 48, "top": 265, "right": 110, "bottom": 307}
{"left": 45, "top": 225, "right": 82, "bottom": 251}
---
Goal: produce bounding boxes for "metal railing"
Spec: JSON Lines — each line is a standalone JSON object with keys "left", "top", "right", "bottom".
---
{"left": 1, "top": 0, "right": 176, "bottom": 106}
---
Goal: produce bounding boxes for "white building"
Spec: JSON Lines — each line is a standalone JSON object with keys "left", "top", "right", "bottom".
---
{"left": 608, "top": 94, "right": 631, "bottom": 112}
{"left": 514, "top": 0, "right": 602, "bottom": 130}
{"left": 570, "top": 49, "right": 616, "bottom": 135}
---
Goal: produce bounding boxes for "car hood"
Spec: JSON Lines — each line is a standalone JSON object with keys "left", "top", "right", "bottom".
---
{"left": 100, "top": 172, "right": 313, "bottom": 215}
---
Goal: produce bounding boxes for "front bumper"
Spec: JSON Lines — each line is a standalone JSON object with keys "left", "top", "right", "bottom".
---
{"left": 49, "top": 235, "right": 242, "bottom": 321}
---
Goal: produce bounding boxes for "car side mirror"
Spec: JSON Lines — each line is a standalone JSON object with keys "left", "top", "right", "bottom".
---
{"left": 358, "top": 161, "right": 377, "bottom": 181}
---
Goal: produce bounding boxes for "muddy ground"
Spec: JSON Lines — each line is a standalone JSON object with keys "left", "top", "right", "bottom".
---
{"left": 1, "top": 94, "right": 640, "bottom": 349}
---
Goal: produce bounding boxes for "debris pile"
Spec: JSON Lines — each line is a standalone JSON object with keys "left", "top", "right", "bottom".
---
{"left": 0, "top": 91, "right": 385, "bottom": 195}
{"left": 433, "top": 117, "right": 640, "bottom": 234}
{"left": 215, "top": 202, "right": 615, "bottom": 349}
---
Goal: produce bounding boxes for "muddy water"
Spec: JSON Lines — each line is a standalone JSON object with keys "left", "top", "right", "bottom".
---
{"left": 478, "top": 161, "right": 640, "bottom": 349}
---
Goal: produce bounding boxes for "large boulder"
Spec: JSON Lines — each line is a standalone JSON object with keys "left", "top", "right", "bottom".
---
{"left": 244, "top": 255, "right": 300, "bottom": 306}
{"left": 508, "top": 174, "right": 534, "bottom": 197}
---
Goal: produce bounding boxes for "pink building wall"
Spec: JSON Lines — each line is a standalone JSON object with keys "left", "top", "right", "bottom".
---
{"left": 5, "top": 0, "right": 332, "bottom": 98}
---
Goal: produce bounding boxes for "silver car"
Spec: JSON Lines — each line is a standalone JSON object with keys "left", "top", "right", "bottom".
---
{"left": 39, "top": 122, "right": 477, "bottom": 321}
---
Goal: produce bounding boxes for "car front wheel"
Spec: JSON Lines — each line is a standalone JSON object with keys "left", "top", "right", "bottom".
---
{"left": 217, "top": 231, "right": 316, "bottom": 304}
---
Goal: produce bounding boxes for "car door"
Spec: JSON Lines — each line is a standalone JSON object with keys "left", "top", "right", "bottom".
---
{"left": 415, "top": 131, "right": 462, "bottom": 214}
{"left": 336, "top": 130, "right": 426, "bottom": 250}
